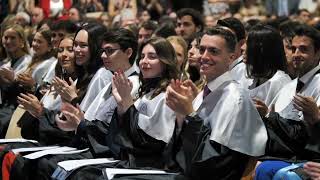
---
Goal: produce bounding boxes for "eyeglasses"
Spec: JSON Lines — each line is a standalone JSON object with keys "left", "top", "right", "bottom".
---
{"left": 99, "top": 48, "right": 121, "bottom": 56}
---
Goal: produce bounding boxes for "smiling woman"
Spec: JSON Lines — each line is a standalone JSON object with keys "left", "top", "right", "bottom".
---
{"left": 57, "top": 35, "right": 75, "bottom": 75}
{"left": 137, "top": 37, "right": 179, "bottom": 98}
{"left": 38, "top": 34, "right": 78, "bottom": 112}
{"left": 0, "top": 24, "right": 32, "bottom": 137}
{"left": 0, "top": 24, "right": 31, "bottom": 82}
{"left": 0, "top": 28, "right": 56, "bottom": 138}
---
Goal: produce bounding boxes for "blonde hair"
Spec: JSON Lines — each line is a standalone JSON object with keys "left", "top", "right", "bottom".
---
{"left": 2, "top": 24, "right": 30, "bottom": 55}
{"left": 167, "top": 35, "right": 188, "bottom": 79}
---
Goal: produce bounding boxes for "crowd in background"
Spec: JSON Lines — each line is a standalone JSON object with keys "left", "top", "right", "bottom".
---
{"left": 1, "top": 0, "right": 320, "bottom": 180}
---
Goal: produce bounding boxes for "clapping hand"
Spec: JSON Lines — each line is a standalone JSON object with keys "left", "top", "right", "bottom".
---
{"left": 17, "top": 93, "right": 43, "bottom": 118}
{"left": 0, "top": 67, "right": 14, "bottom": 84}
{"left": 166, "top": 79, "right": 195, "bottom": 117}
{"left": 252, "top": 98, "right": 271, "bottom": 118}
{"left": 52, "top": 77, "right": 78, "bottom": 102}
{"left": 304, "top": 162, "right": 320, "bottom": 180}
{"left": 293, "top": 94, "right": 320, "bottom": 125}
{"left": 16, "top": 73, "right": 36, "bottom": 88}
{"left": 112, "top": 70, "right": 133, "bottom": 115}
{"left": 56, "top": 102, "right": 84, "bottom": 131}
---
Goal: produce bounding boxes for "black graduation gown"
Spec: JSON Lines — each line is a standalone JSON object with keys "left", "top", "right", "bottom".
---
{"left": 0, "top": 109, "right": 78, "bottom": 180}
{"left": 173, "top": 114, "right": 250, "bottom": 180}
{"left": 72, "top": 118, "right": 113, "bottom": 158}
{"left": 89, "top": 112, "right": 251, "bottom": 180}
{"left": 261, "top": 112, "right": 320, "bottom": 162}
{"left": 67, "top": 105, "right": 168, "bottom": 179}
{"left": 7, "top": 112, "right": 115, "bottom": 180}
{"left": 18, "top": 109, "right": 75, "bottom": 146}
{"left": 0, "top": 82, "right": 31, "bottom": 138}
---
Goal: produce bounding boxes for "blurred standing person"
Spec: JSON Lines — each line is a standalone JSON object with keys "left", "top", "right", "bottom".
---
{"left": 39, "top": 0, "right": 72, "bottom": 19}
{"left": 9, "top": 0, "right": 34, "bottom": 14}
{"left": 108, "top": 0, "right": 137, "bottom": 18}
{"left": 265, "top": 0, "right": 300, "bottom": 17}
{"left": 138, "top": 0, "right": 165, "bottom": 20}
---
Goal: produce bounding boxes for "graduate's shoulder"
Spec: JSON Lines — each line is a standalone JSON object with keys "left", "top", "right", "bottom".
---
{"left": 268, "top": 70, "right": 292, "bottom": 84}
{"left": 220, "top": 80, "right": 250, "bottom": 102}
{"left": 93, "top": 67, "right": 113, "bottom": 80}
{"left": 312, "top": 73, "right": 320, "bottom": 82}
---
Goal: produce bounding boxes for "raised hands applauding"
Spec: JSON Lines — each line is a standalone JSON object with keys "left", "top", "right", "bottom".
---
{"left": 166, "top": 79, "right": 199, "bottom": 117}
{"left": 16, "top": 73, "right": 36, "bottom": 88}
{"left": 0, "top": 67, "right": 14, "bottom": 85}
{"left": 52, "top": 76, "right": 78, "bottom": 102}
{"left": 17, "top": 93, "right": 43, "bottom": 118}
{"left": 293, "top": 94, "right": 320, "bottom": 125}
{"left": 112, "top": 70, "right": 134, "bottom": 115}
{"left": 56, "top": 102, "right": 84, "bottom": 131}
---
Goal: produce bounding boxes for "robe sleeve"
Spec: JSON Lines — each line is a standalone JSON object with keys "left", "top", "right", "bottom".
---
{"left": 19, "top": 108, "right": 74, "bottom": 146}
{"left": 178, "top": 114, "right": 250, "bottom": 180}
{"left": 73, "top": 119, "right": 113, "bottom": 157}
{"left": 304, "top": 122, "right": 320, "bottom": 160}
{"left": 263, "top": 112, "right": 310, "bottom": 158}
{"left": 108, "top": 105, "right": 167, "bottom": 168}
{"left": 117, "top": 105, "right": 166, "bottom": 152}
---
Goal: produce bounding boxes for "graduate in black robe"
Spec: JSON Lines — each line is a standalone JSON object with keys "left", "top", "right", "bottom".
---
{"left": 50, "top": 37, "right": 180, "bottom": 180}
{"left": 254, "top": 24, "right": 320, "bottom": 179}
{"left": 165, "top": 27, "right": 268, "bottom": 180}
{"left": 0, "top": 23, "right": 108, "bottom": 179}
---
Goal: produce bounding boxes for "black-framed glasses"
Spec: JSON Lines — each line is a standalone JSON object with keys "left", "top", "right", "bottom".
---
{"left": 99, "top": 48, "right": 121, "bottom": 56}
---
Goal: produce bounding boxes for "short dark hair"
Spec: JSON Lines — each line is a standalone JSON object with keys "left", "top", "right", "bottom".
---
{"left": 102, "top": 28, "right": 138, "bottom": 65}
{"left": 217, "top": 17, "right": 245, "bottom": 41}
{"left": 140, "top": 20, "right": 158, "bottom": 32}
{"left": 154, "top": 21, "right": 177, "bottom": 38}
{"left": 244, "top": 19, "right": 261, "bottom": 32}
{"left": 70, "top": 5, "right": 85, "bottom": 20}
{"left": 36, "top": 18, "right": 53, "bottom": 31}
{"left": 51, "top": 20, "right": 78, "bottom": 33}
{"left": 177, "top": 8, "right": 204, "bottom": 32}
{"left": 294, "top": 23, "right": 320, "bottom": 51}
{"left": 279, "top": 20, "right": 301, "bottom": 39}
{"left": 246, "top": 24, "right": 287, "bottom": 78}
{"left": 204, "top": 26, "right": 237, "bottom": 53}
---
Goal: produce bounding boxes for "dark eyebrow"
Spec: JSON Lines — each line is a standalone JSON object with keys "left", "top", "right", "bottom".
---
{"left": 292, "top": 44, "right": 309, "bottom": 49}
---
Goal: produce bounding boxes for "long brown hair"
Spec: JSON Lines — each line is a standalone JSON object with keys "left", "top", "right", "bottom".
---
{"left": 29, "top": 29, "right": 54, "bottom": 68}
{"left": 136, "top": 37, "right": 179, "bottom": 98}
{"left": 55, "top": 34, "right": 78, "bottom": 81}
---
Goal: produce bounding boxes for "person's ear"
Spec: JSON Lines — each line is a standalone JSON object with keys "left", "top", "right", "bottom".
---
{"left": 125, "top": 48, "right": 133, "bottom": 59}
{"left": 196, "top": 26, "right": 201, "bottom": 33}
